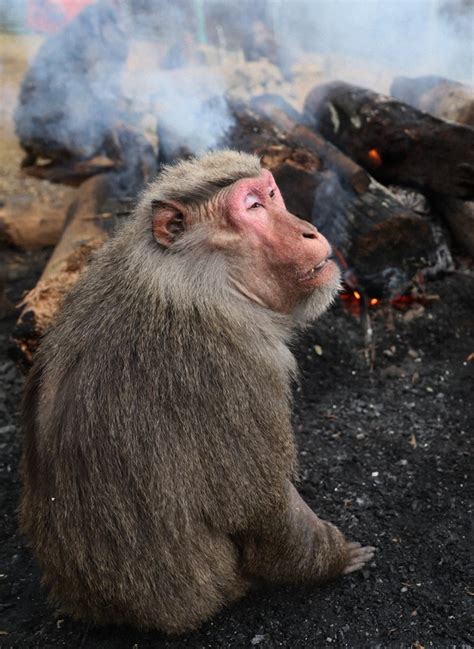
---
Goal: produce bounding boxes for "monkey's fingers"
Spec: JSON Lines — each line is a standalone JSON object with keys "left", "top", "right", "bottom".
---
{"left": 342, "top": 544, "right": 376, "bottom": 575}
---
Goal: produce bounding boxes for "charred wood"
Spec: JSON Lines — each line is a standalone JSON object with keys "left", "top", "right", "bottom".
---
{"left": 390, "top": 77, "right": 474, "bottom": 256}
{"left": 250, "top": 94, "right": 369, "bottom": 194}
{"left": 12, "top": 131, "right": 156, "bottom": 365}
{"left": 21, "top": 154, "right": 119, "bottom": 187}
{"left": 227, "top": 98, "right": 441, "bottom": 298}
{"left": 432, "top": 195, "right": 474, "bottom": 257}
{"left": 14, "top": 1, "right": 128, "bottom": 172}
{"left": 304, "top": 81, "right": 474, "bottom": 200}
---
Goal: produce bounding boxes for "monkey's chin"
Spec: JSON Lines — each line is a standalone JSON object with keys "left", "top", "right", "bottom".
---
{"left": 293, "top": 263, "right": 342, "bottom": 325}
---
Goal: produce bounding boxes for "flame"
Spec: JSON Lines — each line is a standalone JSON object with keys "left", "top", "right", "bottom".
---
{"left": 354, "top": 290, "right": 361, "bottom": 300}
{"left": 370, "top": 298, "right": 378, "bottom": 305}
{"left": 367, "top": 148, "right": 382, "bottom": 167}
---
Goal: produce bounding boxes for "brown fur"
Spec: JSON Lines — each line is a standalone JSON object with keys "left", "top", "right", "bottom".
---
{"left": 20, "top": 150, "right": 370, "bottom": 634}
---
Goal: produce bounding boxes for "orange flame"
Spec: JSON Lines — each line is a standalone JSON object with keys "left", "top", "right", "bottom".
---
{"left": 353, "top": 291, "right": 361, "bottom": 300}
{"left": 367, "top": 148, "right": 382, "bottom": 167}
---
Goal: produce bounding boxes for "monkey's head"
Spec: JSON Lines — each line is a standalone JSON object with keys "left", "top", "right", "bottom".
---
{"left": 133, "top": 150, "right": 340, "bottom": 323}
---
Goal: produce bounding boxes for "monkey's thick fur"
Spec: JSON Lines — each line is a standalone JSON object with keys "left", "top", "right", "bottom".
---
{"left": 21, "top": 151, "right": 347, "bottom": 633}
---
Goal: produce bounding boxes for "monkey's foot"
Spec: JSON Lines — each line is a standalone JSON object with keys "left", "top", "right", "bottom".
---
{"left": 342, "top": 542, "right": 375, "bottom": 574}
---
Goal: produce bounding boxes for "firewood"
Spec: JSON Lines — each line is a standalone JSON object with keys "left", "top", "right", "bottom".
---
{"left": 250, "top": 94, "right": 369, "bottom": 194}
{"left": 12, "top": 174, "right": 114, "bottom": 364}
{"left": 227, "top": 98, "right": 443, "bottom": 298}
{"left": 390, "top": 77, "right": 474, "bottom": 256}
{"left": 12, "top": 130, "right": 157, "bottom": 365}
{"left": 304, "top": 81, "right": 474, "bottom": 200}
{"left": 21, "top": 155, "right": 118, "bottom": 187}
{"left": 391, "top": 76, "right": 474, "bottom": 127}
{"left": 14, "top": 2, "right": 128, "bottom": 168}
{"left": 0, "top": 202, "right": 66, "bottom": 250}
{"left": 432, "top": 195, "right": 474, "bottom": 257}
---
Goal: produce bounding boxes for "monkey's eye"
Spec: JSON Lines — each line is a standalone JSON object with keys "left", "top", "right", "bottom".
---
{"left": 269, "top": 189, "right": 275, "bottom": 198}
{"left": 245, "top": 193, "right": 263, "bottom": 209}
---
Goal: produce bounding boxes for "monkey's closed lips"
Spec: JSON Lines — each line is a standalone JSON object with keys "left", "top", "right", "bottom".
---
{"left": 302, "top": 257, "right": 334, "bottom": 281}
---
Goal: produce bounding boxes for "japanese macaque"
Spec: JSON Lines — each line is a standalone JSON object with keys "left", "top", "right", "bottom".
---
{"left": 20, "top": 150, "right": 374, "bottom": 634}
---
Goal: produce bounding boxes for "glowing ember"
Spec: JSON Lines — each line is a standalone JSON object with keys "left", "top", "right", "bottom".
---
{"left": 367, "top": 148, "right": 382, "bottom": 167}
{"left": 340, "top": 288, "right": 430, "bottom": 316}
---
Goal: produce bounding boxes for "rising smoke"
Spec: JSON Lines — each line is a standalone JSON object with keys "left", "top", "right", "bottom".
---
{"left": 8, "top": 0, "right": 474, "bottom": 159}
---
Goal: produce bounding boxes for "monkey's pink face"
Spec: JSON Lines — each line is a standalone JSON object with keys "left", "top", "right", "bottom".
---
{"left": 152, "top": 168, "right": 339, "bottom": 314}
{"left": 221, "top": 169, "right": 339, "bottom": 313}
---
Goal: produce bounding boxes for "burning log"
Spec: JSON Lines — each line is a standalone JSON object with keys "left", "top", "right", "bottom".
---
{"left": 12, "top": 130, "right": 156, "bottom": 365}
{"left": 432, "top": 196, "right": 474, "bottom": 257}
{"left": 21, "top": 154, "right": 119, "bottom": 187}
{"left": 14, "top": 1, "right": 129, "bottom": 182}
{"left": 0, "top": 202, "right": 66, "bottom": 250}
{"left": 250, "top": 94, "right": 369, "bottom": 194}
{"left": 390, "top": 76, "right": 474, "bottom": 256}
{"left": 391, "top": 76, "right": 474, "bottom": 127}
{"left": 304, "top": 81, "right": 474, "bottom": 200}
{"left": 227, "top": 98, "right": 444, "bottom": 297}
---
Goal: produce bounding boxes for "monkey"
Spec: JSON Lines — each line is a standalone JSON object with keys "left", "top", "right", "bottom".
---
{"left": 20, "top": 150, "right": 375, "bottom": 634}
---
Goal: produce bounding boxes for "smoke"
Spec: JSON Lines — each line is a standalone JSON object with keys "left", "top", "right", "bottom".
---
{"left": 6, "top": 0, "right": 473, "bottom": 161}
{"left": 273, "top": 0, "right": 473, "bottom": 84}
{"left": 138, "top": 70, "right": 233, "bottom": 159}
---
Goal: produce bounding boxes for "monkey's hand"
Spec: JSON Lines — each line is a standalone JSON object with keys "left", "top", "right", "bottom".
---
{"left": 342, "top": 541, "right": 375, "bottom": 574}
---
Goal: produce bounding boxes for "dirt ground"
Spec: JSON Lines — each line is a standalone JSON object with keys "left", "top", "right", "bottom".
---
{"left": 1, "top": 29, "right": 473, "bottom": 649}
{"left": 0, "top": 255, "right": 473, "bottom": 649}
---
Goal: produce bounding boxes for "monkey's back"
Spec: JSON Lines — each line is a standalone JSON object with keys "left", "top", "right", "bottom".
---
{"left": 20, "top": 239, "right": 297, "bottom": 632}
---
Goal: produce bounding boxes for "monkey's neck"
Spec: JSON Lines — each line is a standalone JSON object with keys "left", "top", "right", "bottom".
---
{"left": 229, "top": 277, "right": 268, "bottom": 310}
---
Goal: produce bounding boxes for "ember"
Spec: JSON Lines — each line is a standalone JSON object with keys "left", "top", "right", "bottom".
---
{"left": 367, "top": 148, "right": 382, "bottom": 167}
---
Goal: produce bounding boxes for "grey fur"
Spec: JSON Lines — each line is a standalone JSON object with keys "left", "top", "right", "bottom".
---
{"left": 21, "top": 150, "right": 352, "bottom": 634}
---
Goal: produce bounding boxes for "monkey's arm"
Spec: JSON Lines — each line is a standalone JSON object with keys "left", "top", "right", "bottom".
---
{"left": 240, "top": 481, "right": 374, "bottom": 583}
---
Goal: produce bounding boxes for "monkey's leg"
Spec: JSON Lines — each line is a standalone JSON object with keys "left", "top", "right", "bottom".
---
{"left": 241, "top": 481, "right": 375, "bottom": 584}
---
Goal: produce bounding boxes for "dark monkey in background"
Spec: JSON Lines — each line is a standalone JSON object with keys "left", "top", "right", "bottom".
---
{"left": 21, "top": 150, "right": 374, "bottom": 633}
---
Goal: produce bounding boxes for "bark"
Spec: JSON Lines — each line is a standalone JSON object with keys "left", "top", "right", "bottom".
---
{"left": 304, "top": 81, "right": 474, "bottom": 200}
{"left": 12, "top": 130, "right": 157, "bottom": 365}
{"left": 12, "top": 175, "right": 114, "bottom": 364}
{"left": 390, "top": 76, "right": 474, "bottom": 256}
{"left": 433, "top": 195, "right": 474, "bottom": 257}
{"left": 227, "top": 97, "right": 441, "bottom": 297}
{"left": 21, "top": 155, "right": 118, "bottom": 186}
{"left": 0, "top": 202, "right": 66, "bottom": 250}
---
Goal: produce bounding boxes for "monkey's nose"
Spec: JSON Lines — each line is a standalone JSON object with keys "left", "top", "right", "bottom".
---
{"left": 301, "top": 224, "right": 319, "bottom": 239}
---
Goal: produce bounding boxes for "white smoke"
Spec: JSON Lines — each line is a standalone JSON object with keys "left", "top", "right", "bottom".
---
{"left": 4, "top": 0, "right": 473, "bottom": 158}
{"left": 272, "top": 0, "right": 472, "bottom": 84}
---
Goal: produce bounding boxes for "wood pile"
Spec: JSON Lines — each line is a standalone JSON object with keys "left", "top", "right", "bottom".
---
{"left": 390, "top": 76, "right": 474, "bottom": 256}
{"left": 7, "top": 8, "right": 473, "bottom": 363}
{"left": 11, "top": 129, "right": 156, "bottom": 365}
{"left": 226, "top": 97, "right": 442, "bottom": 297}
{"left": 303, "top": 81, "right": 474, "bottom": 200}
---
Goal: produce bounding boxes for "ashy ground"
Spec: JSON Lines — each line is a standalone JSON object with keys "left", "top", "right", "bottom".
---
{"left": 1, "top": 264, "right": 473, "bottom": 649}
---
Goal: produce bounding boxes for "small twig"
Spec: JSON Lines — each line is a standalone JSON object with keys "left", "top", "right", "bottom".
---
{"left": 360, "top": 292, "right": 375, "bottom": 369}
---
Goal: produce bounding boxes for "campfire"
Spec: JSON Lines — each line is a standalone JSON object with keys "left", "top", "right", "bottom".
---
{"left": 2, "top": 0, "right": 473, "bottom": 366}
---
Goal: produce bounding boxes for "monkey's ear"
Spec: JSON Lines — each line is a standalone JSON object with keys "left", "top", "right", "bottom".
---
{"left": 151, "top": 200, "right": 186, "bottom": 247}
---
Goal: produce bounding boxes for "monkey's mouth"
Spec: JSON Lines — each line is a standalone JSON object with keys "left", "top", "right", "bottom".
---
{"left": 302, "top": 256, "right": 332, "bottom": 281}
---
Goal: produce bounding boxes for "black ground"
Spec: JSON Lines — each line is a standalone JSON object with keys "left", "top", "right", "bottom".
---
{"left": 0, "top": 251, "right": 473, "bottom": 649}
